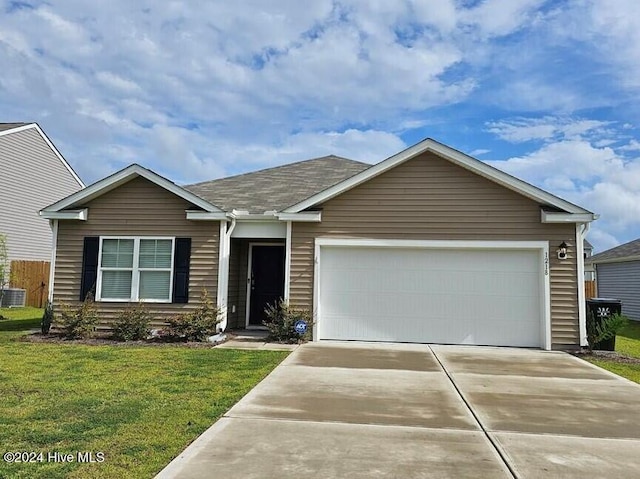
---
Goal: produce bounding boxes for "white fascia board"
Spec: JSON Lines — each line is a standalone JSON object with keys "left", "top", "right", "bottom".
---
{"left": 231, "top": 221, "right": 286, "bottom": 238}
{"left": 0, "top": 123, "right": 85, "bottom": 188}
{"left": 0, "top": 123, "right": 38, "bottom": 138}
{"left": 541, "top": 211, "right": 598, "bottom": 223}
{"left": 284, "top": 138, "right": 593, "bottom": 215}
{"left": 276, "top": 212, "right": 322, "bottom": 222}
{"left": 231, "top": 212, "right": 277, "bottom": 221}
{"left": 186, "top": 211, "right": 229, "bottom": 221}
{"left": 41, "top": 164, "right": 222, "bottom": 214}
{"left": 39, "top": 208, "right": 88, "bottom": 220}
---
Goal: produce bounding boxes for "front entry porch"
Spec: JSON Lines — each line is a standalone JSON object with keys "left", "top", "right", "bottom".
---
{"left": 226, "top": 238, "right": 285, "bottom": 330}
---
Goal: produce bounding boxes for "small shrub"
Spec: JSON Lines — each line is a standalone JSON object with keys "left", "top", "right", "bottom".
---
{"left": 113, "top": 303, "right": 152, "bottom": 341}
{"left": 162, "top": 289, "right": 220, "bottom": 341}
{"left": 58, "top": 294, "right": 99, "bottom": 339}
{"left": 586, "top": 310, "right": 630, "bottom": 351}
{"left": 41, "top": 300, "right": 54, "bottom": 334}
{"left": 263, "top": 299, "right": 314, "bottom": 343}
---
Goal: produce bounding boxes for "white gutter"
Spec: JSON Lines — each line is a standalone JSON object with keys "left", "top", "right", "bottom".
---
{"left": 216, "top": 216, "right": 237, "bottom": 332}
{"left": 542, "top": 211, "right": 598, "bottom": 223}
{"left": 577, "top": 223, "right": 590, "bottom": 347}
{"left": 40, "top": 209, "right": 88, "bottom": 221}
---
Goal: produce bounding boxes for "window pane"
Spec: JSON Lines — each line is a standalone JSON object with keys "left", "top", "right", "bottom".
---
{"left": 139, "top": 271, "right": 171, "bottom": 300}
{"left": 102, "top": 239, "right": 134, "bottom": 268}
{"left": 139, "top": 239, "right": 172, "bottom": 268}
{"left": 101, "top": 270, "right": 132, "bottom": 299}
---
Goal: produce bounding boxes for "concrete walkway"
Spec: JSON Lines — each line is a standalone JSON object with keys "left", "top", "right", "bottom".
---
{"left": 156, "top": 342, "right": 640, "bottom": 478}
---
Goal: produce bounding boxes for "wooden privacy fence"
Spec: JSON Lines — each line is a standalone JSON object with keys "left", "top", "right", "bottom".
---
{"left": 585, "top": 280, "right": 596, "bottom": 299}
{"left": 9, "top": 260, "right": 50, "bottom": 308}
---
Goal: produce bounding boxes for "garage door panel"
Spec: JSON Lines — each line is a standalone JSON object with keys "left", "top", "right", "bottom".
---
{"left": 319, "top": 246, "right": 543, "bottom": 347}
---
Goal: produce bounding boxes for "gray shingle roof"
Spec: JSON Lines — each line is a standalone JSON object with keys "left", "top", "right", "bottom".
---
{"left": 0, "top": 122, "right": 29, "bottom": 132}
{"left": 184, "top": 155, "right": 371, "bottom": 213}
{"left": 588, "top": 238, "right": 640, "bottom": 263}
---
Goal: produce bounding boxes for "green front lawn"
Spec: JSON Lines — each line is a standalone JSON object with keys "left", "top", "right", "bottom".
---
{"left": 0, "top": 324, "right": 288, "bottom": 478}
{"left": 585, "top": 321, "right": 640, "bottom": 384}
{"left": 0, "top": 307, "right": 43, "bottom": 331}
{"left": 616, "top": 320, "right": 640, "bottom": 358}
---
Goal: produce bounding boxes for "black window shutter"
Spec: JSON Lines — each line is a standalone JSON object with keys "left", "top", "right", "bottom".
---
{"left": 172, "top": 238, "right": 191, "bottom": 303}
{"left": 80, "top": 236, "right": 99, "bottom": 301}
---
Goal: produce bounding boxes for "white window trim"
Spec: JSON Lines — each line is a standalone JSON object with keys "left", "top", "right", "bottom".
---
{"left": 96, "top": 236, "right": 175, "bottom": 303}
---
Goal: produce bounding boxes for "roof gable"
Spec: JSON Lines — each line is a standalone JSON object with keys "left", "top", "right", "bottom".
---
{"left": 40, "top": 164, "right": 222, "bottom": 215}
{"left": 282, "top": 138, "right": 594, "bottom": 217}
{"left": 589, "top": 238, "right": 640, "bottom": 264}
{"left": 0, "top": 123, "right": 85, "bottom": 188}
{"left": 185, "top": 156, "right": 370, "bottom": 213}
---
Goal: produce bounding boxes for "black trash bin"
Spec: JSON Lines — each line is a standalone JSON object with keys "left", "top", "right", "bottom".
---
{"left": 586, "top": 298, "right": 622, "bottom": 351}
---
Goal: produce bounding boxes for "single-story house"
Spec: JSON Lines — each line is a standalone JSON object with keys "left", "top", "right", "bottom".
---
{"left": 40, "top": 138, "right": 597, "bottom": 350}
{"left": 588, "top": 238, "right": 640, "bottom": 321}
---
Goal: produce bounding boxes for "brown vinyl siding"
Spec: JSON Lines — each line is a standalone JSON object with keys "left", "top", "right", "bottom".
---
{"left": 53, "top": 176, "right": 219, "bottom": 329}
{"left": 290, "top": 152, "right": 579, "bottom": 349}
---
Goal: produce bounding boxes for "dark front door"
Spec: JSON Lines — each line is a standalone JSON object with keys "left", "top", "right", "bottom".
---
{"left": 248, "top": 244, "right": 285, "bottom": 326}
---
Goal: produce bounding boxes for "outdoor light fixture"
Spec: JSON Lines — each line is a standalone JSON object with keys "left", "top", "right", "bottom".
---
{"left": 557, "top": 241, "right": 568, "bottom": 260}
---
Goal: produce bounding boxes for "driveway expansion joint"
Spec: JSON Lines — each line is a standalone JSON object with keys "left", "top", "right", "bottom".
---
{"left": 429, "top": 345, "right": 519, "bottom": 479}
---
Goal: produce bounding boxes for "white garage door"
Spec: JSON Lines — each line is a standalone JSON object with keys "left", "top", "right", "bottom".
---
{"left": 318, "top": 244, "right": 545, "bottom": 348}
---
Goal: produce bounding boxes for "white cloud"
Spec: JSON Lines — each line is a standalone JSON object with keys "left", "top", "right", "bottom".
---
{"left": 587, "top": 228, "right": 621, "bottom": 253}
{"left": 459, "top": 0, "right": 547, "bottom": 38}
{"left": 487, "top": 140, "right": 622, "bottom": 189}
{"left": 487, "top": 120, "right": 640, "bottom": 251}
{"left": 487, "top": 117, "right": 613, "bottom": 143}
{"left": 1, "top": 0, "right": 640, "bottom": 253}
{"left": 470, "top": 148, "right": 490, "bottom": 156}
{"left": 95, "top": 72, "right": 141, "bottom": 94}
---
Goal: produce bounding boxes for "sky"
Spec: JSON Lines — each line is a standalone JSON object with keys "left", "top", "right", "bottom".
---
{"left": 1, "top": 0, "right": 639, "bottom": 253}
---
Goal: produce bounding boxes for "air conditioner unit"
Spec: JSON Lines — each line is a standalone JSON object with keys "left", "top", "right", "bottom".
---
{"left": 0, "top": 288, "right": 26, "bottom": 307}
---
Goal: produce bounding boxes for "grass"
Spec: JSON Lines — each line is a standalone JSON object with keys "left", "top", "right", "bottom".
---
{"left": 0, "top": 322, "right": 289, "bottom": 479}
{"left": 616, "top": 320, "right": 640, "bottom": 358}
{"left": 0, "top": 307, "right": 43, "bottom": 331}
{"left": 587, "top": 360, "right": 640, "bottom": 384}
{"left": 584, "top": 321, "right": 640, "bottom": 384}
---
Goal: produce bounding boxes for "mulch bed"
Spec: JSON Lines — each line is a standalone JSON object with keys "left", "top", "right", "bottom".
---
{"left": 572, "top": 349, "right": 640, "bottom": 365}
{"left": 19, "top": 332, "right": 224, "bottom": 348}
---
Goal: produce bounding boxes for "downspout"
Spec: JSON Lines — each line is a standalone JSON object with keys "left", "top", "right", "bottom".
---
{"left": 48, "top": 219, "right": 58, "bottom": 303}
{"left": 284, "top": 221, "right": 292, "bottom": 302}
{"left": 217, "top": 216, "right": 236, "bottom": 332}
{"left": 577, "top": 222, "right": 590, "bottom": 347}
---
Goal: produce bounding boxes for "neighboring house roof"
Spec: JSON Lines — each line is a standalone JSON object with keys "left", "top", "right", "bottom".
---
{"left": 0, "top": 122, "right": 29, "bottom": 132}
{"left": 588, "top": 238, "right": 640, "bottom": 264}
{"left": 0, "top": 122, "right": 85, "bottom": 188}
{"left": 185, "top": 156, "right": 370, "bottom": 213}
{"left": 584, "top": 239, "right": 594, "bottom": 250}
{"left": 283, "top": 138, "right": 595, "bottom": 217}
{"left": 40, "top": 164, "right": 223, "bottom": 218}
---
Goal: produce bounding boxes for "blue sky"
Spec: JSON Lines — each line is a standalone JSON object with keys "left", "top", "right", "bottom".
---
{"left": 1, "top": 0, "right": 639, "bottom": 252}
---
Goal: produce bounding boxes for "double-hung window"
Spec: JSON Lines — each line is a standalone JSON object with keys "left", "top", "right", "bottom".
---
{"left": 97, "top": 237, "right": 174, "bottom": 302}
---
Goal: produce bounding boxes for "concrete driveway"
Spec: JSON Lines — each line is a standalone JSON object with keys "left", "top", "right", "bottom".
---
{"left": 157, "top": 343, "right": 640, "bottom": 478}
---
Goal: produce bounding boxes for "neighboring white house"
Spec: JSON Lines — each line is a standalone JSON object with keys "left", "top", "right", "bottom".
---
{"left": 0, "top": 123, "right": 85, "bottom": 265}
